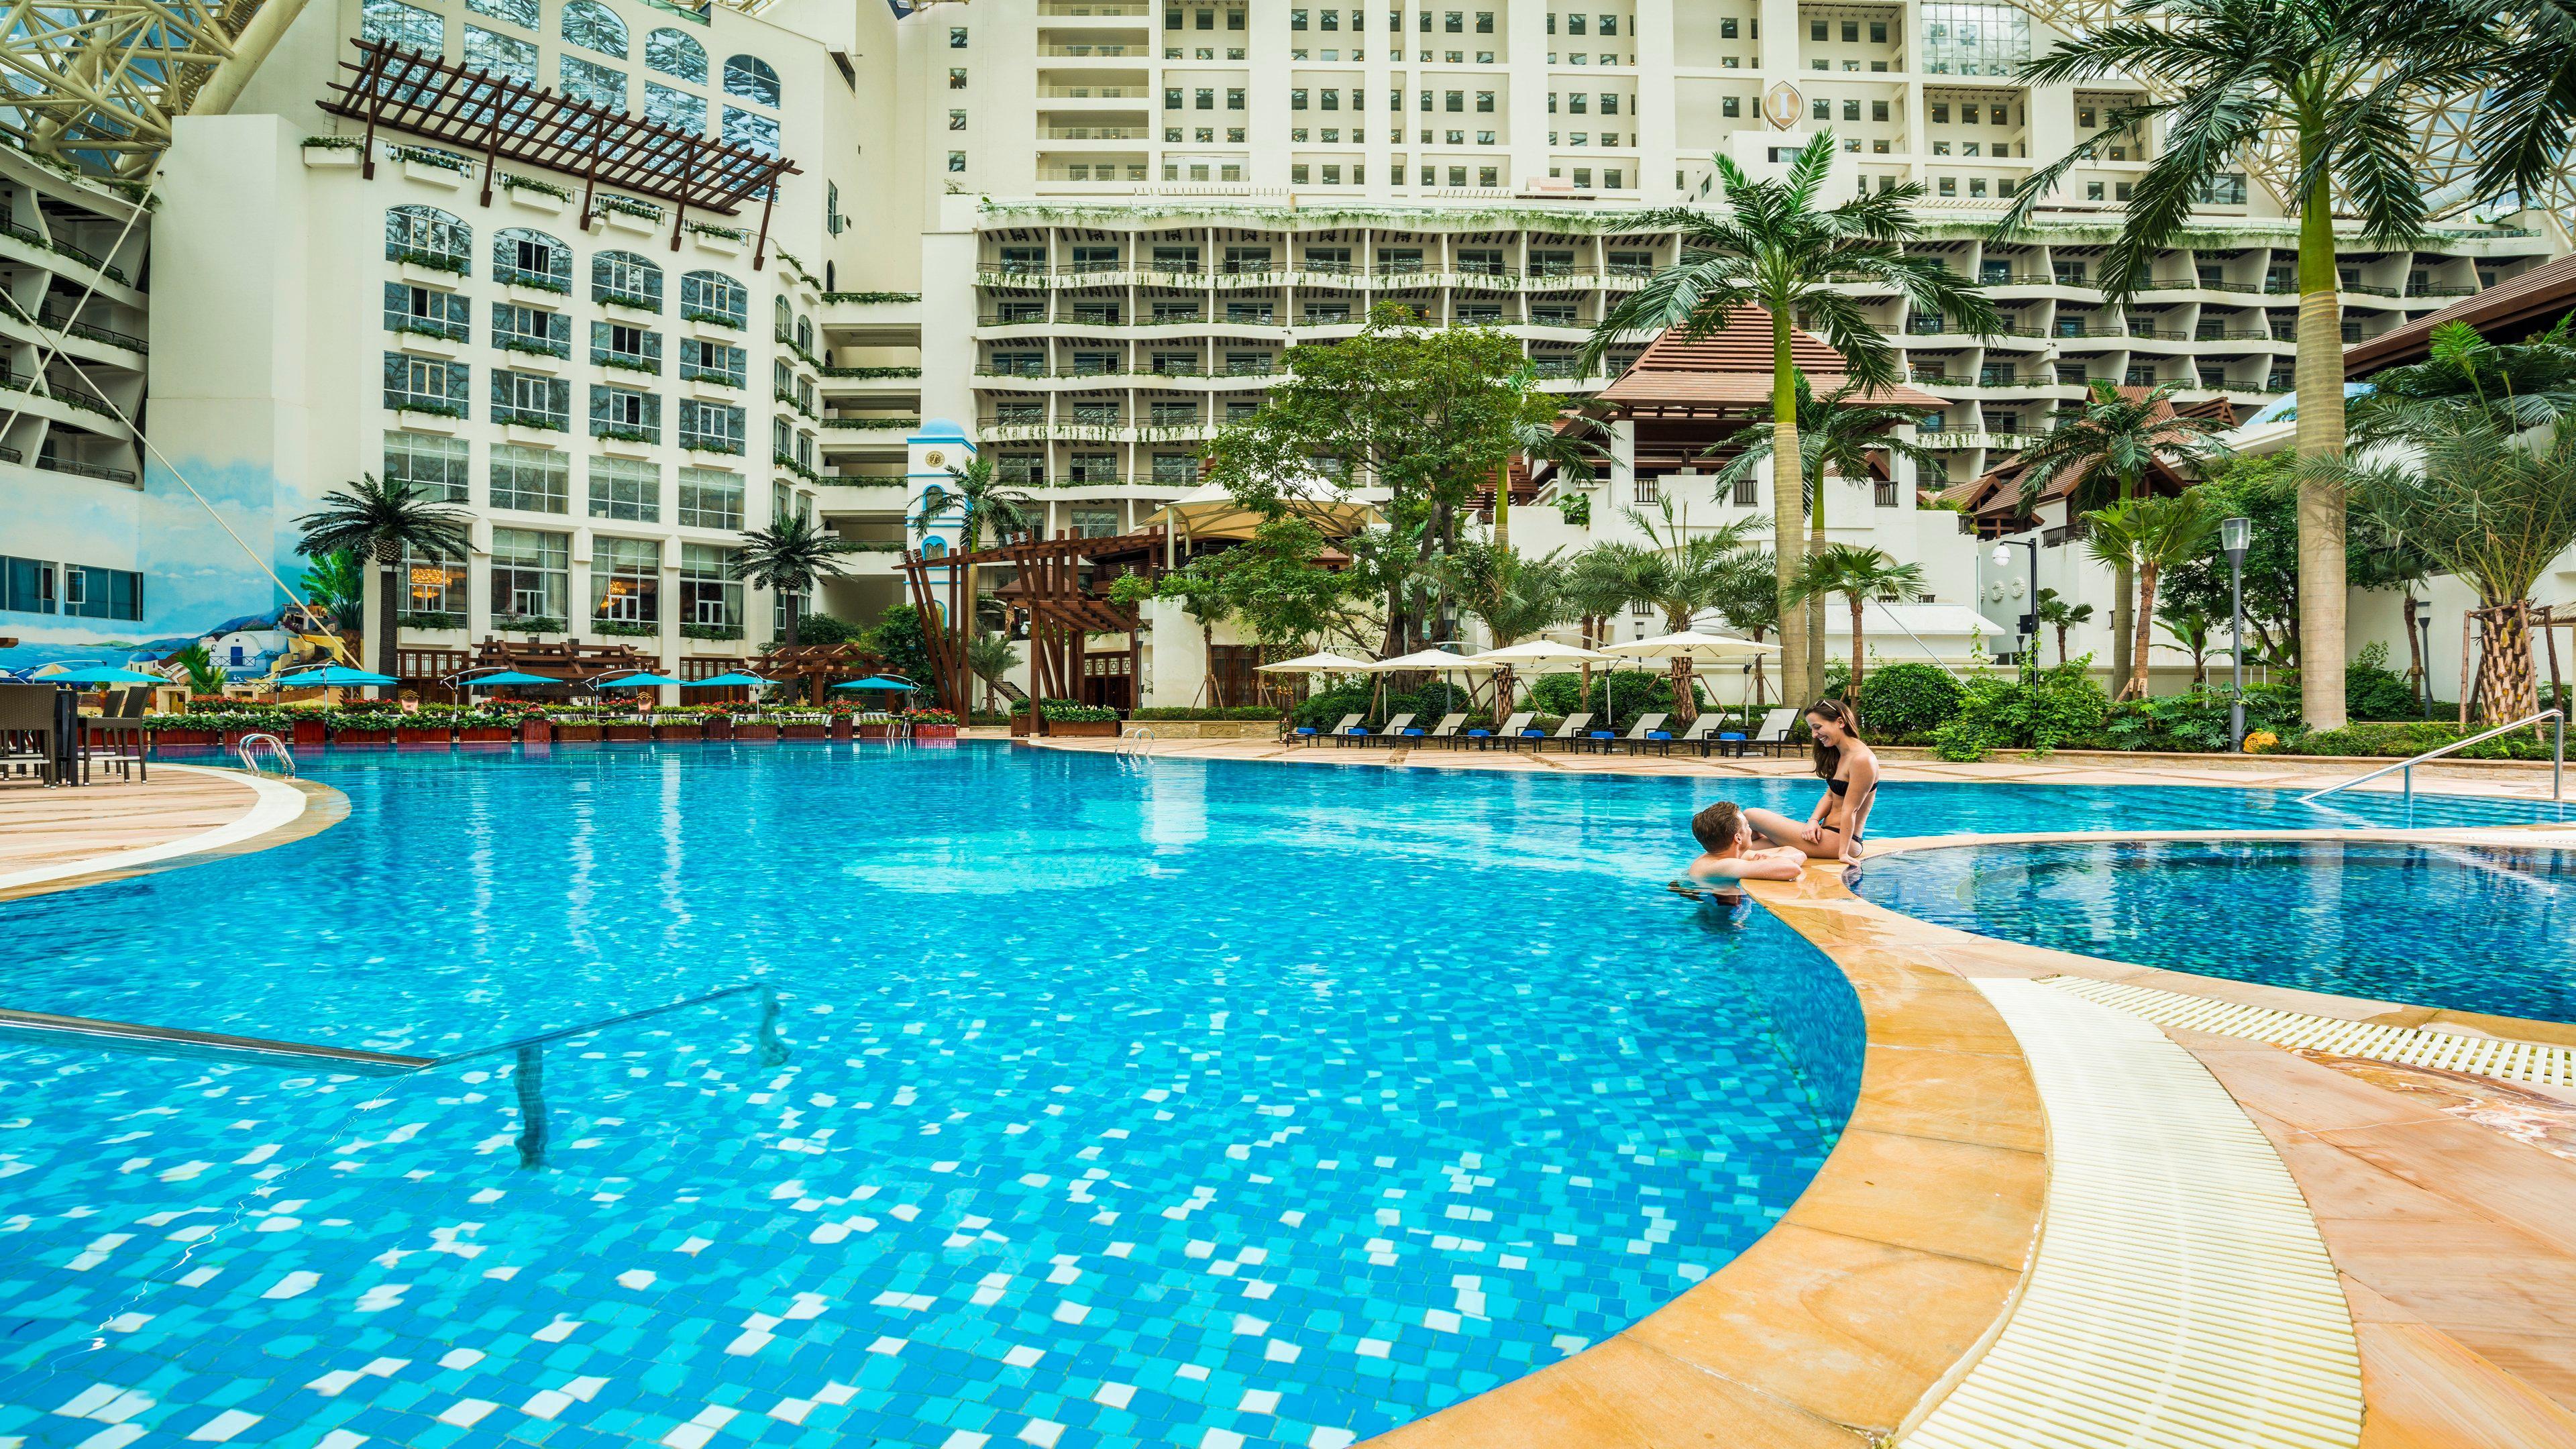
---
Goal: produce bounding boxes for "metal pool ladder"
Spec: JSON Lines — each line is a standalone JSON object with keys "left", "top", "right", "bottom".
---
{"left": 1117, "top": 725, "right": 1156, "bottom": 757}
{"left": 235, "top": 732, "right": 295, "bottom": 778}
{"left": 2300, "top": 707, "right": 2561, "bottom": 812}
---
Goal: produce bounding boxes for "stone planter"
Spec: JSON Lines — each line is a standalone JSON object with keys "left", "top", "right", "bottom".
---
{"left": 460, "top": 727, "right": 515, "bottom": 744}
{"left": 394, "top": 725, "right": 452, "bottom": 747}
{"left": 655, "top": 722, "right": 705, "bottom": 741}
{"left": 553, "top": 723, "right": 604, "bottom": 742}
{"left": 780, "top": 722, "right": 828, "bottom": 741}
{"left": 734, "top": 722, "right": 778, "bottom": 742}
{"left": 1126, "top": 719, "right": 1281, "bottom": 739}
{"left": 605, "top": 723, "right": 653, "bottom": 741}
{"left": 332, "top": 727, "right": 394, "bottom": 746}
{"left": 913, "top": 724, "right": 959, "bottom": 740}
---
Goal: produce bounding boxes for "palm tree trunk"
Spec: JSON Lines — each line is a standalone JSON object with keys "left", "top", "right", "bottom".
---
{"left": 1495, "top": 665, "right": 1516, "bottom": 728}
{"left": 2402, "top": 594, "right": 2425, "bottom": 710}
{"left": 376, "top": 549, "right": 400, "bottom": 701}
{"left": 2479, "top": 598, "right": 2538, "bottom": 723}
{"left": 2294, "top": 129, "right": 2349, "bottom": 729}
{"left": 1807, "top": 469, "right": 1826, "bottom": 702}
{"left": 1494, "top": 461, "right": 1509, "bottom": 552}
{"left": 1670, "top": 659, "right": 1697, "bottom": 724}
{"left": 2127, "top": 563, "right": 2162, "bottom": 702}
{"left": 2110, "top": 561, "right": 2133, "bottom": 694}
{"left": 2053, "top": 623, "right": 2070, "bottom": 665}
{"left": 1847, "top": 594, "right": 1866, "bottom": 702}
{"left": 1770, "top": 309, "right": 1809, "bottom": 705}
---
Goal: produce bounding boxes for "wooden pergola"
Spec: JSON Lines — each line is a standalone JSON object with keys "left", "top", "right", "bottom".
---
{"left": 899, "top": 529, "right": 1165, "bottom": 730}
{"left": 751, "top": 641, "right": 884, "bottom": 704}
{"left": 466, "top": 638, "right": 657, "bottom": 684}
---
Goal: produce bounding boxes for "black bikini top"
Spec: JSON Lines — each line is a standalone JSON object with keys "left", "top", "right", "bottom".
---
{"left": 1828, "top": 777, "right": 1850, "bottom": 795}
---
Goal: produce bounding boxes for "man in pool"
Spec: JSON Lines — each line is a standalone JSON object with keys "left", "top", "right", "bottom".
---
{"left": 1675, "top": 800, "right": 1807, "bottom": 898}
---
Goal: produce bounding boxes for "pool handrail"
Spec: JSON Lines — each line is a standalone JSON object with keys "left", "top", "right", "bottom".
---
{"left": 2298, "top": 706, "right": 2562, "bottom": 810}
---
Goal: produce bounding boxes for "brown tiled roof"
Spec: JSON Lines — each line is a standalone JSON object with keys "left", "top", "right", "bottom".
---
{"left": 1592, "top": 307, "right": 1948, "bottom": 412}
{"left": 1947, "top": 388, "right": 2236, "bottom": 523}
{"left": 2345, "top": 253, "right": 2576, "bottom": 375}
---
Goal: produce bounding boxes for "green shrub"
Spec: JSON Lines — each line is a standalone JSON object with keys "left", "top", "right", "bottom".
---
{"left": 793, "top": 612, "right": 869, "bottom": 646}
{"left": 2345, "top": 641, "right": 2422, "bottom": 722}
{"left": 2100, "top": 681, "right": 2302, "bottom": 753}
{"left": 1858, "top": 663, "right": 1964, "bottom": 742}
{"left": 1389, "top": 681, "right": 1475, "bottom": 722}
{"left": 1010, "top": 698, "right": 1119, "bottom": 722}
{"left": 1933, "top": 659, "right": 2110, "bottom": 761}
{"left": 1584, "top": 671, "right": 1697, "bottom": 720}
{"left": 1525, "top": 672, "right": 1586, "bottom": 716}
{"left": 1130, "top": 706, "right": 1279, "bottom": 720}
{"left": 2288, "top": 719, "right": 2561, "bottom": 759}
{"left": 1292, "top": 682, "right": 1374, "bottom": 727}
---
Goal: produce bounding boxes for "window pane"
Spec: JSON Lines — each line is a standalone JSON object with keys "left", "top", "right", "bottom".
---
{"left": 722, "top": 53, "right": 780, "bottom": 106}
{"left": 588, "top": 455, "right": 661, "bottom": 521}
{"left": 362, "top": 0, "right": 443, "bottom": 52}
{"left": 490, "top": 444, "right": 570, "bottom": 513}
{"left": 645, "top": 27, "right": 707, "bottom": 80}
{"left": 645, "top": 82, "right": 706, "bottom": 132}
{"left": 678, "top": 467, "right": 745, "bottom": 528}
{"left": 561, "top": 0, "right": 629, "bottom": 56}
{"left": 560, "top": 54, "right": 627, "bottom": 110}
{"left": 466, "top": 0, "right": 538, "bottom": 28}
{"left": 386, "top": 431, "right": 470, "bottom": 502}
{"left": 464, "top": 25, "right": 536, "bottom": 81}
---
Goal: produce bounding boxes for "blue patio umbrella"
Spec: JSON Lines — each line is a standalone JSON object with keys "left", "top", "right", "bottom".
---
{"left": 278, "top": 665, "right": 400, "bottom": 687}
{"left": 594, "top": 672, "right": 686, "bottom": 689}
{"left": 833, "top": 676, "right": 919, "bottom": 691}
{"left": 39, "top": 665, "right": 167, "bottom": 685}
{"left": 457, "top": 670, "right": 559, "bottom": 689}
{"left": 686, "top": 672, "right": 771, "bottom": 688}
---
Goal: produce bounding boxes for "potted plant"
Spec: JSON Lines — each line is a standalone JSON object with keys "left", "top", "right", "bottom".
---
{"left": 290, "top": 715, "right": 329, "bottom": 747}
{"left": 458, "top": 708, "right": 515, "bottom": 745}
{"left": 394, "top": 708, "right": 454, "bottom": 747}
{"left": 907, "top": 708, "right": 959, "bottom": 740}
{"left": 331, "top": 709, "right": 396, "bottom": 745}
{"left": 653, "top": 711, "right": 706, "bottom": 742}
{"left": 734, "top": 714, "right": 780, "bottom": 742}
{"left": 146, "top": 712, "right": 218, "bottom": 749}
{"left": 1010, "top": 699, "right": 1121, "bottom": 738}
{"left": 703, "top": 709, "right": 735, "bottom": 740}
{"left": 551, "top": 710, "right": 606, "bottom": 743}
{"left": 519, "top": 713, "right": 552, "bottom": 746}
{"left": 604, "top": 712, "right": 653, "bottom": 742}
{"left": 780, "top": 714, "right": 828, "bottom": 741}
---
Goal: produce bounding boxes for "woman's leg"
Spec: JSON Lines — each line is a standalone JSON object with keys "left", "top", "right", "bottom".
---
{"left": 1743, "top": 806, "right": 1839, "bottom": 859}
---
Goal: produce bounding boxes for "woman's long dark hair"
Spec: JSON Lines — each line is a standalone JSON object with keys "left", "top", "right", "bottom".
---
{"left": 1806, "top": 698, "right": 1860, "bottom": 780}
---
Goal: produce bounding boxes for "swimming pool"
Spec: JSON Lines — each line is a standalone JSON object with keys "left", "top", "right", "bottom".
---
{"left": 0, "top": 746, "right": 2553, "bottom": 1449}
{"left": 1856, "top": 839, "right": 2576, "bottom": 1024}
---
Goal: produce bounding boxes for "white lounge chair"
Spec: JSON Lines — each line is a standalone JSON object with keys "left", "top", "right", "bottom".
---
{"left": 1419, "top": 712, "right": 1468, "bottom": 747}
{"left": 1600, "top": 712, "right": 1668, "bottom": 754}
{"left": 1636, "top": 714, "right": 1717, "bottom": 757}
{"left": 1745, "top": 707, "right": 1800, "bottom": 756}
{"left": 1352, "top": 711, "right": 1416, "bottom": 747}
{"left": 1527, "top": 712, "right": 1592, "bottom": 751}
{"left": 1285, "top": 712, "right": 1359, "bottom": 746}
{"left": 1465, "top": 711, "right": 1531, "bottom": 749}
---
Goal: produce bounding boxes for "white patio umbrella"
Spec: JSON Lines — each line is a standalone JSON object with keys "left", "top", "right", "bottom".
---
{"left": 1362, "top": 647, "right": 1495, "bottom": 733}
{"left": 1466, "top": 639, "right": 1613, "bottom": 728}
{"left": 1256, "top": 651, "right": 1378, "bottom": 674}
{"left": 1603, "top": 631, "right": 1782, "bottom": 729}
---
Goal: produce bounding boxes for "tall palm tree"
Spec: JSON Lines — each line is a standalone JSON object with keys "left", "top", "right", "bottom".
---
{"left": 1616, "top": 502, "right": 1764, "bottom": 722}
{"left": 1711, "top": 376, "right": 1943, "bottom": 585}
{"left": 2084, "top": 493, "right": 2222, "bottom": 700}
{"left": 1442, "top": 539, "right": 1571, "bottom": 723}
{"left": 731, "top": 513, "right": 855, "bottom": 651}
{"left": 1998, "top": 0, "right": 2495, "bottom": 727}
{"left": 2033, "top": 587, "right": 2095, "bottom": 667}
{"left": 293, "top": 473, "right": 472, "bottom": 697}
{"left": 1998, "top": 382, "right": 2231, "bottom": 692}
{"left": 1788, "top": 543, "right": 1927, "bottom": 702}
{"left": 1582, "top": 133, "right": 1999, "bottom": 704}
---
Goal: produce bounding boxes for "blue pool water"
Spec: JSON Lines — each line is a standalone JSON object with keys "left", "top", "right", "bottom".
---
{"left": 1856, "top": 839, "right": 2576, "bottom": 1024}
{"left": 0, "top": 745, "right": 2553, "bottom": 1449}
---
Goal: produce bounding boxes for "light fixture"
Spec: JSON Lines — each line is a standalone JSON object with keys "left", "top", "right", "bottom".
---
{"left": 1990, "top": 542, "right": 2011, "bottom": 568}
{"left": 2220, "top": 515, "right": 2251, "bottom": 557}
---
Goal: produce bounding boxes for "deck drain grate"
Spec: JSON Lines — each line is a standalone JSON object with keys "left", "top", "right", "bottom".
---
{"left": 2039, "top": 977, "right": 2576, "bottom": 1088}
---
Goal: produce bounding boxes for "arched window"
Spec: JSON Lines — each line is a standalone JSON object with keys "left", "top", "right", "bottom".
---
{"left": 561, "top": 0, "right": 627, "bottom": 57}
{"left": 465, "top": 0, "right": 537, "bottom": 28}
{"left": 680, "top": 270, "right": 747, "bottom": 327}
{"left": 494, "top": 226, "right": 571, "bottom": 291}
{"left": 386, "top": 205, "right": 470, "bottom": 270}
{"left": 772, "top": 294, "right": 792, "bottom": 338}
{"left": 795, "top": 315, "right": 812, "bottom": 353}
{"left": 593, "top": 250, "right": 663, "bottom": 310}
{"left": 922, "top": 537, "right": 949, "bottom": 558}
{"left": 723, "top": 53, "right": 780, "bottom": 107}
{"left": 645, "top": 27, "right": 706, "bottom": 82}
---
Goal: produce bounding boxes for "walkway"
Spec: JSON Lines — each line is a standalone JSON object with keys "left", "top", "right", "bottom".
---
{"left": 0, "top": 763, "right": 339, "bottom": 900}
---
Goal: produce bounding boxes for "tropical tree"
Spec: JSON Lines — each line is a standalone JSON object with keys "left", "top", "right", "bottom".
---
{"left": 1582, "top": 133, "right": 1999, "bottom": 704}
{"left": 1997, "top": 0, "right": 2496, "bottom": 727}
{"left": 2083, "top": 492, "right": 2222, "bottom": 700}
{"left": 167, "top": 641, "right": 226, "bottom": 697}
{"left": 1613, "top": 502, "right": 1764, "bottom": 722}
{"left": 2349, "top": 319, "right": 2576, "bottom": 445}
{"left": 2034, "top": 587, "right": 2095, "bottom": 667}
{"left": 1998, "top": 381, "right": 2231, "bottom": 690}
{"left": 730, "top": 513, "right": 856, "bottom": 651}
{"left": 930, "top": 455, "right": 1042, "bottom": 631}
{"left": 1711, "top": 376, "right": 1944, "bottom": 594}
{"left": 2157, "top": 600, "right": 2219, "bottom": 686}
{"left": 2343, "top": 415, "right": 2576, "bottom": 722}
{"left": 1441, "top": 539, "right": 1571, "bottom": 723}
{"left": 299, "top": 548, "right": 364, "bottom": 638}
{"left": 1709, "top": 547, "right": 1781, "bottom": 708}
{"left": 1788, "top": 543, "right": 1927, "bottom": 702}
{"left": 966, "top": 632, "right": 1021, "bottom": 715}
{"left": 292, "top": 473, "right": 472, "bottom": 696}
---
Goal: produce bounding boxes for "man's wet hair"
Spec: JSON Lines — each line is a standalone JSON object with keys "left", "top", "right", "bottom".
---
{"left": 1691, "top": 800, "right": 1743, "bottom": 853}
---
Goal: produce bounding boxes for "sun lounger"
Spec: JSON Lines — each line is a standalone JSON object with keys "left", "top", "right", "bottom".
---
{"left": 1745, "top": 707, "right": 1800, "bottom": 756}
{"left": 1353, "top": 712, "right": 1416, "bottom": 747}
{"left": 1419, "top": 712, "right": 1468, "bottom": 747}
{"left": 1631, "top": 713, "right": 1712, "bottom": 757}
{"left": 1601, "top": 712, "right": 1668, "bottom": 755}
{"left": 1287, "top": 712, "right": 1361, "bottom": 746}
{"left": 1532, "top": 712, "right": 1594, "bottom": 752}
{"left": 1464, "top": 710, "right": 1531, "bottom": 749}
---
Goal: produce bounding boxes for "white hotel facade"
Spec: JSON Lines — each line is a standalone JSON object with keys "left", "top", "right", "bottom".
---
{"left": 0, "top": 0, "right": 2559, "bottom": 704}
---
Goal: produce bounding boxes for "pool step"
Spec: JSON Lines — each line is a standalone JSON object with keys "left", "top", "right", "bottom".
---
{"left": 2039, "top": 977, "right": 2576, "bottom": 1088}
{"left": 1906, "top": 979, "right": 2362, "bottom": 1449}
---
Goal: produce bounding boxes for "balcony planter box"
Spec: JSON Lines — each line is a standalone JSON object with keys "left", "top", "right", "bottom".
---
{"left": 831, "top": 715, "right": 855, "bottom": 742}
{"left": 603, "top": 209, "right": 658, "bottom": 235}
{"left": 403, "top": 158, "right": 466, "bottom": 189}
{"left": 504, "top": 423, "right": 566, "bottom": 447}
{"left": 598, "top": 433, "right": 654, "bottom": 460}
{"left": 395, "top": 725, "right": 452, "bottom": 747}
{"left": 654, "top": 721, "right": 705, "bottom": 741}
{"left": 913, "top": 724, "right": 959, "bottom": 740}
{"left": 507, "top": 186, "right": 566, "bottom": 215}
{"left": 303, "top": 146, "right": 361, "bottom": 170}
{"left": 459, "top": 726, "right": 515, "bottom": 743}
{"left": 553, "top": 722, "right": 604, "bottom": 742}
{"left": 734, "top": 721, "right": 778, "bottom": 741}
{"left": 151, "top": 727, "right": 218, "bottom": 748}
{"left": 291, "top": 720, "right": 328, "bottom": 747}
{"left": 519, "top": 717, "right": 551, "bottom": 745}
{"left": 690, "top": 378, "right": 741, "bottom": 400}
{"left": 605, "top": 723, "right": 653, "bottom": 741}
{"left": 780, "top": 721, "right": 828, "bottom": 740}
{"left": 332, "top": 726, "right": 394, "bottom": 746}
{"left": 396, "top": 408, "right": 461, "bottom": 435}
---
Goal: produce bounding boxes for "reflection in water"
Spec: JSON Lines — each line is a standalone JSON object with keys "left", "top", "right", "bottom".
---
{"left": 515, "top": 1042, "right": 547, "bottom": 1168}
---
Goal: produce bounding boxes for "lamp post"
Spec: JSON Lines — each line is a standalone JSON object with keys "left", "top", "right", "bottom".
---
{"left": 2410, "top": 597, "right": 2434, "bottom": 720}
{"left": 2221, "top": 515, "right": 2251, "bottom": 748}
{"left": 1990, "top": 535, "right": 2037, "bottom": 684}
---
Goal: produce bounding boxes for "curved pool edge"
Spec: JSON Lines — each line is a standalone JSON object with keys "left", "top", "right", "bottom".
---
{"left": 0, "top": 765, "right": 348, "bottom": 904}
{"left": 1849, "top": 826, "right": 2576, "bottom": 1054}
{"left": 1363, "top": 891, "right": 2047, "bottom": 1449}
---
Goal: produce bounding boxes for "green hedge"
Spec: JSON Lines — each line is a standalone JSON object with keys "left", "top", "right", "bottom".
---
{"left": 1130, "top": 706, "right": 1279, "bottom": 720}
{"left": 2290, "top": 720, "right": 2563, "bottom": 760}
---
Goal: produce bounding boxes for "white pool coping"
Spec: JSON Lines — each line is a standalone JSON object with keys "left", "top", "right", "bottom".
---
{"left": 0, "top": 764, "right": 310, "bottom": 892}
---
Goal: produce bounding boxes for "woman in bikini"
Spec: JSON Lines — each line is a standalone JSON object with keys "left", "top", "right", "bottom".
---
{"left": 1743, "top": 699, "right": 1878, "bottom": 862}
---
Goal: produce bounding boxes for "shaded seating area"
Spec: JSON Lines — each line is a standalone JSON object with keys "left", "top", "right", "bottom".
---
{"left": 751, "top": 641, "right": 887, "bottom": 704}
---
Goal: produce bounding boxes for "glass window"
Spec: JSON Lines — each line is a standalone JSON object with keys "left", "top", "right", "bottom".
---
{"left": 560, "top": 54, "right": 627, "bottom": 110}
{"left": 678, "top": 398, "right": 745, "bottom": 453}
{"left": 60, "top": 565, "right": 144, "bottom": 622}
{"left": 645, "top": 83, "right": 706, "bottom": 132}
{"left": 464, "top": 25, "right": 536, "bottom": 80}
{"left": 466, "top": 0, "right": 537, "bottom": 28}
{"left": 400, "top": 545, "right": 468, "bottom": 619}
{"left": 492, "top": 368, "right": 572, "bottom": 429}
{"left": 588, "top": 455, "right": 661, "bottom": 520}
{"left": 383, "top": 281, "right": 468, "bottom": 340}
{"left": 386, "top": 205, "right": 470, "bottom": 270}
{"left": 490, "top": 444, "right": 570, "bottom": 513}
{"left": 1919, "top": 3, "right": 2031, "bottom": 76}
{"left": 561, "top": 0, "right": 628, "bottom": 56}
{"left": 362, "top": 0, "right": 443, "bottom": 52}
{"left": 589, "top": 383, "right": 661, "bottom": 442}
{"left": 386, "top": 431, "right": 470, "bottom": 502}
{"left": 723, "top": 107, "right": 780, "bottom": 155}
{"left": 494, "top": 227, "right": 570, "bottom": 290}
{"left": 490, "top": 526, "right": 569, "bottom": 621}
{"left": 3, "top": 557, "right": 57, "bottom": 614}
{"left": 680, "top": 543, "right": 741, "bottom": 629}
{"left": 680, "top": 270, "right": 747, "bottom": 327}
{"left": 593, "top": 250, "right": 664, "bottom": 310}
{"left": 590, "top": 319, "right": 662, "bottom": 371}
{"left": 645, "top": 26, "right": 707, "bottom": 80}
{"left": 724, "top": 53, "right": 780, "bottom": 107}
{"left": 592, "top": 536, "right": 661, "bottom": 625}
{"left": 678, "top": 337, "right": 745, "bottom": 386}
{"left": 382, "top": 352, "right": 470, "bottom": 415}
{"left": 678, "top": 467, "right": 744, "bottom": 529}
{"left": 492, "top": 301, "right": 570, "bottom": 357}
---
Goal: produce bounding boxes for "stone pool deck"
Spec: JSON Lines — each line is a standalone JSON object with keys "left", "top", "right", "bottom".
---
{"left": 1036, "top": 735, "right": 2576, "bottom": 1447}
{"left": 0, "top": 763, "right": 341, "bottom": 902}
